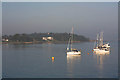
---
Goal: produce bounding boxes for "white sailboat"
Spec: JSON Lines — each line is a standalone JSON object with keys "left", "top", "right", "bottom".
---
{"left": 66, "top": 27, "right": 81, "bottom": 55}
{"left": 93, "top": 32, "right": 110, "bottom": 53}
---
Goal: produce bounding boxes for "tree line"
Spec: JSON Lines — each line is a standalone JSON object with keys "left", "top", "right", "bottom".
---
{"left": 2, "top": 32, "right": 89, "bottom": 42}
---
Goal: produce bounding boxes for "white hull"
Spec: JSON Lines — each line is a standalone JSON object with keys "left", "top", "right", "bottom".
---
{"left": 67, "top": 51, "right": 81, "bottom": 55}
{"left": 93, "top": 49, "right": 109, "bottom": 54}
{"left": 95, "top": 50, "right": 109, "bottom": 53}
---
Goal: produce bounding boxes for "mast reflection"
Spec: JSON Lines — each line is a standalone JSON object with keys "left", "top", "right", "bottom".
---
{"left": 93, "top": 51, "right": 110, "bottom": 71}
{"left": 67, "top": 55, "right": 81, "bottom": 77}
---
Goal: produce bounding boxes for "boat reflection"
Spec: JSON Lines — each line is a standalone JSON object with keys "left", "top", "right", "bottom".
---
{"left": 67, "top": 55, "right": 81, "bottom": 77}
{"left": 67, "top": 55, "right": 81, "bottom": 63}
{"left": 93, "top": 51, "right": 110, "bottom": 71}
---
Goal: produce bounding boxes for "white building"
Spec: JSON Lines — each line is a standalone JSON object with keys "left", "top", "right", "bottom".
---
{"left": 2, "top": 39, "right": 9, "bottom": 42}
{"left": 42, "top": 37, "right": 53, "bottom": 41}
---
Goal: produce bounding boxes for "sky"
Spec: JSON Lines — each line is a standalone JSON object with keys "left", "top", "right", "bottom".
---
{"left": 2, "top": 2, "right": 118, "bottom": 40}
{"left": 1, "top": 0, "right": 120, "bottom": 2}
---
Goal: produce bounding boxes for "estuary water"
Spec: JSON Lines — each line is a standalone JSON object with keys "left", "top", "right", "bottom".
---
{"left": 2, "top": 41, "right": 118, "bottom": 78}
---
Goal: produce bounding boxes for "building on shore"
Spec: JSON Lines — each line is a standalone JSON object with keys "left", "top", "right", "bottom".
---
{"left": 42, "top": 37, "right": 53, "bottom": 41}
{"left": 2, "top": 39, "right": 9, "bottom": 42}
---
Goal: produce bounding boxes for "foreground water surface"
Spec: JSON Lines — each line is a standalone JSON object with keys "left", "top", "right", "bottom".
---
{"left": 2, "top": 41, "right": 118, "bottom": 78}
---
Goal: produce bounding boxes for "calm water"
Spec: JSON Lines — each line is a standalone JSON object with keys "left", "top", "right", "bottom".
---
{"left": 2, "top": 42, "right": 118, "bottom": 78}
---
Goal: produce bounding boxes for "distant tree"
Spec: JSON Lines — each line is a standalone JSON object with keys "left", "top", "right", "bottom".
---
{"left": 12, "top": 34, "right": 21, "bottom": 42}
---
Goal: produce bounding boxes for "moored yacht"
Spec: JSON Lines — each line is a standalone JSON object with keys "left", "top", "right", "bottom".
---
{"left": 93, "top": 32, "right": 110, "bottom": 53}
{"left": 66, "top": 27, "right": 81, "bottom": 55}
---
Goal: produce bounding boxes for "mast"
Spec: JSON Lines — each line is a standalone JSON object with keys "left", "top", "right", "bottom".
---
{"left": 96, "top": 34, "right": 99, "bottom": 48}
{"left": 71, "top": 27, "right": 73, "bottom": 51}
{"left": 99, "top": 32, "right": 103, "bottom": 47}
{"left": 67, "top": 37, "right": 71, "bottom": 51}
{"left": 94, "top": 34, "right": 99, "bottom": 48}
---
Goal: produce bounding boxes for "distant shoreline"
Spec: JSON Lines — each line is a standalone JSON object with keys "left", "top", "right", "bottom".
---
{"left": 2, "top": 40, "right": 93, "bottom": 44}
{"left": 1, "top": 40, "right": 112, "bottom": 45}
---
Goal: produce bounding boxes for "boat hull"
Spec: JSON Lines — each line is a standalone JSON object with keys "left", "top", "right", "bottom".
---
{"left": 93, "top": 49, "right": 109, "bottom": 54}
{"left": 95, "top": 50, "right": 109, "bottom": 53}
{"left": 67, "top": 51, "right": 81, "bottom": 55}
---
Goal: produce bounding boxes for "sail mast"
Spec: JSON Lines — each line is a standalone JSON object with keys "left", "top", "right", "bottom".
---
{"left": 99, "top": 31, "right": 103, "bottom": 47}
{"left": 94, "top": 34, "right": 99, "bottom": 48}
{"left": 71, "top": 27, "right": 73, "bottom": 51}
{"left": 67, "top": 37, "right": 71, "bottom": 51}
{"left": 96, "top": 34, "right": 99, "bottom": 48}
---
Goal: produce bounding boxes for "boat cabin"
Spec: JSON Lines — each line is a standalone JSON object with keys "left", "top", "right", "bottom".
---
{"left": 72, "top": 49, "right": 79, "bottom": 52}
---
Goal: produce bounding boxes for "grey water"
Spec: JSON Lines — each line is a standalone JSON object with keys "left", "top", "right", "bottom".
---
{"left": 2, "top": 41, "right": 118, "bottom": 78}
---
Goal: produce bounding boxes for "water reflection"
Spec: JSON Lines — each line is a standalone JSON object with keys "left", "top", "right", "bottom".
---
{"left": 93, "top": 51, "right": 110, "bottom": 71}
{"left": 67, "top": 55, "right": 81, "bottom": 77}
{"left": 2, "top": 42, "right": 117, "bottom": 78}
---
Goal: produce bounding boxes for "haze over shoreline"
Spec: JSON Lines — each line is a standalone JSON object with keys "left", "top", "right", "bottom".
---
{"left": 2, "top": 2, "right": 118, "bottom": 41}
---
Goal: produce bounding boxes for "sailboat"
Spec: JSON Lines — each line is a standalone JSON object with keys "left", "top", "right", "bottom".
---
{"left": 66, "top": 27, "right": 81, "bottom": 55}
{"left": 93, "top": 32, "right": 110, "bottom": 53}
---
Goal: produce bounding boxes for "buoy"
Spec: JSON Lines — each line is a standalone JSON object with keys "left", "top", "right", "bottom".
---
{"left": 88, "top": 53, "right": 89, "bottom": 55}
{"left": 52, "top": 57, "right": 54, "bottom": 60}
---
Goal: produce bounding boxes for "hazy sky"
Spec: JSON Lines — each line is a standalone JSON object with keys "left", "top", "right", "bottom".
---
{"left": 2, "top": 2, "right": 118, "bottom": 40}
{"left": 2, "top": 0, "right": 120, "bottom": 2}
